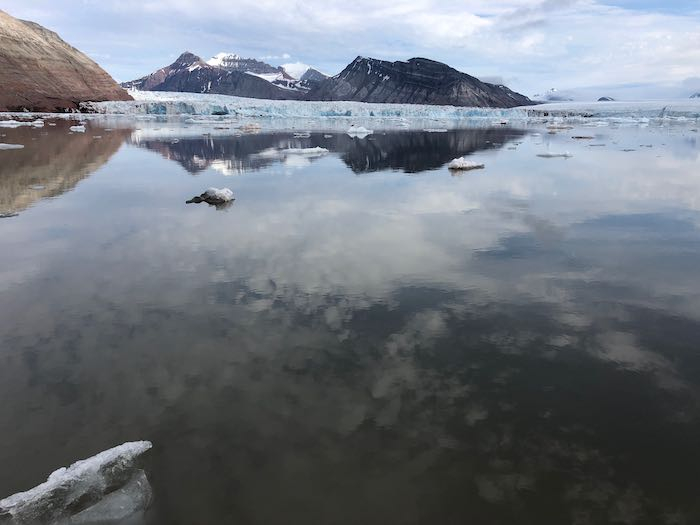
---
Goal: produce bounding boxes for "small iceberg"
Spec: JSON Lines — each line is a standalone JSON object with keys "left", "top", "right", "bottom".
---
{"left": 447, "top": 157, "right": 485, "bottom": 171}
{"left": 0, "top": 143, "right": 24, "bottom": 150}
{"left": 0, "top": 441, "right": 153, "bottom": 525}
{"left": 279, "top": 147, "right": 329, "bottom": 156}
{"left": 347, "top": 125, "right": 373, "bottom": 138}
{"left": 187, "top": 187, "right": 235, "bottom": 206}
{"left": 69, "top": 125, "right": 86, "bottom": 133}
{"left": 293, "top": 132, "right": 311, "bottom": 138}
{"left": 537, "top": 152, "right": 573, "bottom": 158}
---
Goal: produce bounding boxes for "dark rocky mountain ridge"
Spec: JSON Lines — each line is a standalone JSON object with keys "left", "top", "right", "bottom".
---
{"left": 125, "top": 53, "right": 532, "bottom": 108}
{"left": 309, "top": 56, "right": 532, "bottom": 107}
{"left": 121, "top": 52, "right": 304, "bottom": 100}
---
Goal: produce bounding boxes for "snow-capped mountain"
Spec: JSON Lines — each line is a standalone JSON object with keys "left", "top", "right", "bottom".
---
{"left": 0, "top": 9, "right": 130, "bottom": 111}
{"left": 308, "top": 57, "right": 532, "bottom": 107}
{"left": 121, "top": 52, "right": 304, "bottom": 100}
{"left": 207, "top": 52, "right": 292, "bottom": 78}
{"left": 124, "top": 54, "right": 532, "bottom": 108}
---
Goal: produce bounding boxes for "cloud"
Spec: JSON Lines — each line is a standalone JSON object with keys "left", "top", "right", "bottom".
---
{"left": 1, "top": 0, "right": 698, "bottom": 96}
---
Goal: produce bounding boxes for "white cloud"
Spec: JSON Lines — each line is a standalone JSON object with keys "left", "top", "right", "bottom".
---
{"left": 2, "top": 0, "right": 699, "bottom": 97}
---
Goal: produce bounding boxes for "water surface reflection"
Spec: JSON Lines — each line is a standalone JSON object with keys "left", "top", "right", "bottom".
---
{"left": 0, "top": 123, "right": 699, "bottom": 524}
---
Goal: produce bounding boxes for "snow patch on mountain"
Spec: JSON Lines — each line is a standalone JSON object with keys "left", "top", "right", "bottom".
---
{"left": 281, "top": 62, "right": 312, "bottom": 80}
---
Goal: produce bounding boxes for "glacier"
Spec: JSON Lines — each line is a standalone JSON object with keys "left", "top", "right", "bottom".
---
{"left": 0, "top": 441, "right": 153, "bottom": 525}
{"left": 80, "top": 91, "right": 700, "bottom": 126}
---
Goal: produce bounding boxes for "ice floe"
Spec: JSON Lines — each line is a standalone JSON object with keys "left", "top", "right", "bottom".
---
{"left": 69, "top": 125, "right": 86, "bottom": 133}
{"left": 0, "top": 143, "right": 24, "bottom": 150}
{"left": 347, "top": 125, "right": 373, "bottom": 138}
{"left": 537, "top": 152, "right": 573, "bottom": 158}
{"left": 0, "top": 441, "right": 152, "bottom": 525}
{"left": 447, "top": 158, "right": 485, "bottom": 170}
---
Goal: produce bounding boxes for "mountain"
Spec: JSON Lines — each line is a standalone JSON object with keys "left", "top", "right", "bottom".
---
{"left": 0, "top": 9, "right": 131, "bottom": 112}
{"left": 125, "top": 54, "right": 531, "bottom": 108}
{"left": 122, "top": 52, "right": 304, "bottom": 100}
{"left": 598, "top": 97, "right": 615, "bottom": 102}
{"left": 299, "top": 68, "right": 328, "bottom": 90}
{"left": 207, "top": 52, "right": 292, "bottom": 78}
{"left": 308, "top": 57, "right": 531, "bottom": 107}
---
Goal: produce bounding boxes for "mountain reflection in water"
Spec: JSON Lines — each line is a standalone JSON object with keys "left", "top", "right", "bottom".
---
{"left": 132, "top": 128, "right": 525, "bottom": 175}
{"left": 0, "top": 121, "right": 129, "bottom": 216}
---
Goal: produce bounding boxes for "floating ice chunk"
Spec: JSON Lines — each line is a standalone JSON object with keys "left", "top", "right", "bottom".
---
{"left": 293, "top": 132, "right": 311, "bottom": 138}
{"left": 537, "top": 152, "right": 573, "bottom": 158}
{"left": 69, "top": 125, "right": 86, "bottom": 133}
{"left": 447, "top": 157, "right": 485, "bottom": 170}
{"left": 70, "top": 471, "right": 152, "bottom": 524}
{"left": 0, "top": 441, "right": 152, "bottom": 525}
{"left": 279, "top": 147, "right": 329, "bottom": 156}
{"left": 347, "top": 126, "right": 373, "bottom": 138}
{"left": 423, "top": 128, "right": 448, "bottom": 133}
{"left": 204, "top": 187, "right": 234, "bottom": 201}
{"left": 0, "top": 143, "right": 24, "bottom": 150}
{"left": 0, "top": 119, "right": 42, "bottom": 128}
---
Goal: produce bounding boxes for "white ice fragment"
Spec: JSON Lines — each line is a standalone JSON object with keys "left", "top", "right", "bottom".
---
{"left": 0, "top": 441, "right": 152, "bottom": 525}
{"left": 347, "top": 126, "right": 373, "bottom": 138}
{"left": 423, "top": 128, "right": 448, "bottom": 133}
{"left": 0, "top": 143, "right": 24, "bottom": 150}
{"left": 204, "top": 187, "right": 235, "bottom": 202}
{"left": 279, "top": 147, "right": 329, "bottom": 156}
{"left": 69, "top": 125, "right": 86, "bottom": 133}
{"left": 447, "top": 157, "right": 485, "bottom": 170}
{"left": 70, "top": 471, "right": 152, "bottom": 524}
{"left": 536, "top": 152, "right": 573, "bottom": 158}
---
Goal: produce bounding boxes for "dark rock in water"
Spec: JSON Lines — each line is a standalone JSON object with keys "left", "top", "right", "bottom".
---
{"left": 186, "top": 187, "right": 235, "bottom": 208}
{"left": 598, "top": 97, "right": 615, "bottom": 102}
{"left": 0, "top": 9, "right": 131, "bottom": 112}
{"left": 308, "top": 57, "right": 532, "bottom": 108}
{"left": 0, "top": 441, "right": 152, "bottom": 525}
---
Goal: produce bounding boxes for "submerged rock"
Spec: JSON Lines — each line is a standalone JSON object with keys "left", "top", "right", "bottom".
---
{"left": 0, "top": 441, "right": 153, "bottom": 525}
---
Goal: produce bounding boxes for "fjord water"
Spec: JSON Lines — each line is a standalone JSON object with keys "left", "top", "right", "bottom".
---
{"left": 1, "top": 120, "right": 700, "bottom": 524}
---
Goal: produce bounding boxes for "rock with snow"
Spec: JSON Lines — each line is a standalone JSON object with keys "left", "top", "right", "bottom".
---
{"left": 187, "top": 187, "right": 235, "bottom": 206}
{"left": 0, "top": 143, "right": 24, "bottom": 150}
{"left": 447, "top": 157, "right": 485, "bottom": 170}
{"left": 0, "top": 441, "right": 153, "bottom": 525}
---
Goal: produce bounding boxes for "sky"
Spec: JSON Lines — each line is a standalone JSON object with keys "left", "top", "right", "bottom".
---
{"left": 2, "top": 0, "right": 699, "bottom": 99}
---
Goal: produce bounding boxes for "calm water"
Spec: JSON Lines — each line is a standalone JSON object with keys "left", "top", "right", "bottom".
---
{"left": 1, "top": 119, "right": 700, "bottom": 524}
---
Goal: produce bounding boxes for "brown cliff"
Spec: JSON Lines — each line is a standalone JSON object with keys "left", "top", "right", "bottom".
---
{"left": 0, "top": 10, "right": 132, "bottom": 112}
